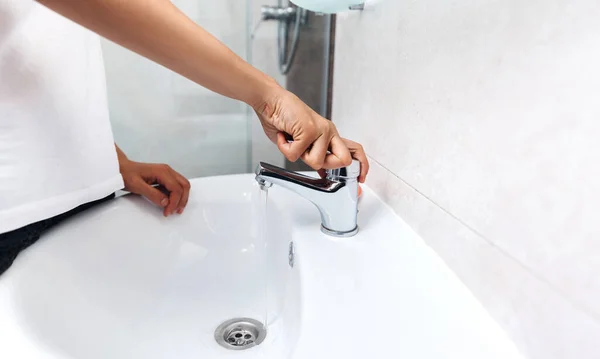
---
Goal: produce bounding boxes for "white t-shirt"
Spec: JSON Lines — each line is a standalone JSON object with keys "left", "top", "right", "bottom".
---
{"left": 0, "top": 1, "right": 124, "bottom": 234}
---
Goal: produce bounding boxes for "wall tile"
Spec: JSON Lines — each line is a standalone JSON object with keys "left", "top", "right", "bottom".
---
{"left": 380, "top": 170, "right": 600, "bottom": 359}
{"left": 334, "top": 0, "right": 600, "bottom": 357}
{"left": 334, "top": 1, "right": 600, "bottom": 317}
{"left": 362, "top": 156, "right": 388, "bottom": 199}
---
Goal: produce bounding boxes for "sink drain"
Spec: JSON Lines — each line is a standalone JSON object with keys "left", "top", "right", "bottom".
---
{"left": 214, "top": 318, "right": 266, "bottom": 350}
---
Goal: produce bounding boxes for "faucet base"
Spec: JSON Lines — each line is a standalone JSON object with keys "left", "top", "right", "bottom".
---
{"left": 321, "top": 225, "right": 359, "bottom": 238}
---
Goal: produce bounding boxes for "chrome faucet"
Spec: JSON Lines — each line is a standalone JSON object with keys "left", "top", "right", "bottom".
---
{"left": 255, "top": 160, "right": 360, "bottom": 237}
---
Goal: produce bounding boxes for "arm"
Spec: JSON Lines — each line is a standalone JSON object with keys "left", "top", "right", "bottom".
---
{"left": 37, "top": 0, "right": 354, "bottom": 169}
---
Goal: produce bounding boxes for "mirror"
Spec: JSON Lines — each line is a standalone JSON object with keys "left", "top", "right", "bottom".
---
{"left": 290, "top": 0, "right": 363, "bottom": 13}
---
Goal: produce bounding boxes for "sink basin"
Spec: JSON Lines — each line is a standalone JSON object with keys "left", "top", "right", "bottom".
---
{"left": 0, "top": 174, "right": 524, "bottom": 359}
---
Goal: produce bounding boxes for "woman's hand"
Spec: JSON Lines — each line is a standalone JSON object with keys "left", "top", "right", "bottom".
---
{"left": 116, "top": 146, "right": 190, "bottom": 217}
{"left": 254, "top": 89, "right": 353, "bottom": 171}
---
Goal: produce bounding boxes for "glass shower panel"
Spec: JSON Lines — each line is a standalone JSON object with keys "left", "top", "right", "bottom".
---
{"left": 246, "top": 0, "right": 335, "bottom": 171}
{"left": 102, "top": 1, "right": 252, "bottom": 178}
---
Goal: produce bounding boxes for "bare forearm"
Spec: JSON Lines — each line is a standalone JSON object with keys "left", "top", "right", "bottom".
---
{"left": 37, "top": 0, "right": 279, "bottom": 108}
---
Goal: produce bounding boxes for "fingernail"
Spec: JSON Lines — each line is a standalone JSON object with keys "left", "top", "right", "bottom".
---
{"left": 177, "top": 208, "right": 183, "bottom": 214}
{"left": 160, "top": 198, "right": 169, "bottom": 207}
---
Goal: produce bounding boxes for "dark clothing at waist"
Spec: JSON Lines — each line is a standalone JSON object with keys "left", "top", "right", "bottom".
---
{"left": 0, "top": 193, "right": 115, "bottom": 276}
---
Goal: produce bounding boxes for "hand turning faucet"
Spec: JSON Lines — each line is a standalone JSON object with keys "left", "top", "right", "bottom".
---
{"left": 255, "top": 160, "right": 360, "bottom": 237}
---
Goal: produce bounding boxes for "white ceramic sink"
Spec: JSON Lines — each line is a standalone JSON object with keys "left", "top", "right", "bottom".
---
{"left": 0, "top": 174, "right": 524, "bottom": 359}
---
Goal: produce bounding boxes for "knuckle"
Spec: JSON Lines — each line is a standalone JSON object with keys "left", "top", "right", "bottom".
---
{"left": 311, "top": 156, "right": 324, "bottom": 169}
{"left": 287, "top": 153, "right": 299, "bottom": 162}
{"left": 305, "top": 160, "right": 318, "bottom": 170}
{"left": 326, "top": 121, "right": 337, "bottom": 133}
{"left": 307, "top": 161, "right": 321, "bottom": 170}
{"left": 317, "top": 121, "right": 328, "bottom": 133}
{"left": 169, "top": 186, "right": 182, "bottom": 195}
{"left": 285, "top": 148, "right": 301, "bottom": 162}
{"left": 342, "top": 155, "right": 353, "bottom": 166}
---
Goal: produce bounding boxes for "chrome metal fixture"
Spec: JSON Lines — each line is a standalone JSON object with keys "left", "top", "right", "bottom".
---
{"left": 255, "top": 160, "right": 360, "bottom": 237}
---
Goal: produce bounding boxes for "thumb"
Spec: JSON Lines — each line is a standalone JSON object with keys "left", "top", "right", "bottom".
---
{"left": 134, "top": 180, "right": 169, "bottom": 208}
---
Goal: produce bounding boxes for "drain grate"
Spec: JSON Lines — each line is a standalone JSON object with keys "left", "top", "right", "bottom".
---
{"left": 214, "top": 318, "right": 266, "bottom": 350}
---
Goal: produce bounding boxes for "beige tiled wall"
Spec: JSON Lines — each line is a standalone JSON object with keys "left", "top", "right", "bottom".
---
{"left": 333, "top": 1, "right": 600, "bottom": 358}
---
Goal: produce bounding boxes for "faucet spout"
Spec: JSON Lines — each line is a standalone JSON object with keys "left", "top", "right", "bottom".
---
{"left": 255, "top": 161, "right": 359, "bottom": 237}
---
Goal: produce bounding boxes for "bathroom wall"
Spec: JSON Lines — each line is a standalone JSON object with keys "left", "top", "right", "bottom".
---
{"left": 332, "top": 1, "right": 600, "bottom": 359}
{"left": 102, "top": 0, "right": 284, "bottom": 177}
{"left": 248, "top": 0, "right": 287, "bottom": 169}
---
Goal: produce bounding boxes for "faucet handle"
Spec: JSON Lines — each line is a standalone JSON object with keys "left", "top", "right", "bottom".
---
{"left": 327, "top": 159, "right": 360, "bottom": 180}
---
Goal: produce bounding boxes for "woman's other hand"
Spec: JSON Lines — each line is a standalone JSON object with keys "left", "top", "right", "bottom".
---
{"left": 116, "top": 146, "right": 190, "bottom": 217}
